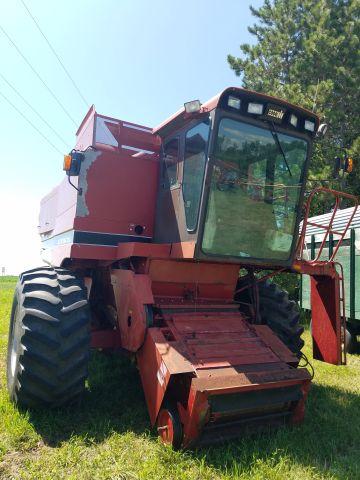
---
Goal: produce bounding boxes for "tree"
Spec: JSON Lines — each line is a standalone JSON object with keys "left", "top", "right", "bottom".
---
{"left": 228, "top": 0, "right": 360, "bottom": 206}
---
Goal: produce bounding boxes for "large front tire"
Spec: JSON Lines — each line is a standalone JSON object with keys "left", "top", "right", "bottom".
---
{"left": 7, "top": 266, "right": 91, "bottom": 408}
{"left": 258, "top": 280, "right": 304, "bottom": 357}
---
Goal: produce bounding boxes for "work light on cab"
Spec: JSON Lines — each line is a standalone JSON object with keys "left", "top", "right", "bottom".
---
{"left": 227, "top": 96, "right": 241, "bottom": 109}
{"left": 184, "top": 99, "right": 201, "bottom": 113}
{"left": 304, "top": 119, "right": 315, "bottom": 132}
{"left": 290, "top": 114, "right": 298, "bottom": 127}
{"left": 247, "top": 102, "right": 264, "bottom": 114}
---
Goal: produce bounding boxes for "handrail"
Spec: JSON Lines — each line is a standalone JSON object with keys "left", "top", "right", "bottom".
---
{"left": 297, "top": 187, "right": 358, "bottom": 263}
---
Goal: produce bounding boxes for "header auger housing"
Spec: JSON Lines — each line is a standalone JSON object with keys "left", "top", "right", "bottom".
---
{"left": 7, "top": 87, "right": 357, "bottom": 448}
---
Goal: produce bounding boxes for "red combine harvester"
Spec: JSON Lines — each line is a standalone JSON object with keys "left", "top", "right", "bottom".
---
{"left": 7, "top": 87, "right": 358, "bottom": 448}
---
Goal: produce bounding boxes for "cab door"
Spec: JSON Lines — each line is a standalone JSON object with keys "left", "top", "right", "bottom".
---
{"left": 182, "top": 121, "right": 210, "bottom": 233}
{"left": 154, "top": 137, "right": 182, "bottom": 242}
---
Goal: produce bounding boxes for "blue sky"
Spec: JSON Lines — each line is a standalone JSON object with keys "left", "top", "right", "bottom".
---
{"left": 0, "top": 0, "right": 262, "bottom": 274}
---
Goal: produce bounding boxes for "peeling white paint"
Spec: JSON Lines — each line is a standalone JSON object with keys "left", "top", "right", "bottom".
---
{"left": 76, "top": 149, "right": 102, "bottom": 217}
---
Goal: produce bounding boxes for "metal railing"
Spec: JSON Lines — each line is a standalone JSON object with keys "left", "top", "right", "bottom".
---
{"left": 297, "top": 187, "right": 358, "bottom": 263}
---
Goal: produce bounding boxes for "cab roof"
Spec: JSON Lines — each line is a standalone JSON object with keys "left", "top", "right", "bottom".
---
{"left": 153, "top": 86, "right": 320, "bottom": 137}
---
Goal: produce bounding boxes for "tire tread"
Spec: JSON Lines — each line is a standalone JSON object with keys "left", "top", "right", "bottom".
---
{"left": 7, "top": 266, "right": 90, "bottom": 409}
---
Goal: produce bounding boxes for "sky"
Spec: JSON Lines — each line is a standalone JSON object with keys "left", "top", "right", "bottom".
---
{"left": 0, "top": 0, "right": 262, "bottom": 275}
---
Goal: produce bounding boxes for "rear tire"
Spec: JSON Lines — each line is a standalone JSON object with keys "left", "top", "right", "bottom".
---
{"left": 7, "top": 266, "right": 91, "bottom": 408}
{"left": 258, "top": 280, "right": 304, "bottom": 357}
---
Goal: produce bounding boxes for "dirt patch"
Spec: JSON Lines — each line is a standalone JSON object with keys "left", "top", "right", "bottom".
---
{"left": 0, "top": 442, "right": 45, "bottom": 480}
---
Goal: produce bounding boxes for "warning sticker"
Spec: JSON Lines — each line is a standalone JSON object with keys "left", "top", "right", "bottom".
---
{"left": 156, "top": 361, "right": 168, "bottom": 387}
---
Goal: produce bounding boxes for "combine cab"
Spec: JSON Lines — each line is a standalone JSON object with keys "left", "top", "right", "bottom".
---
{"left": 7, "top": 87, "right": 357, "bottom": 447}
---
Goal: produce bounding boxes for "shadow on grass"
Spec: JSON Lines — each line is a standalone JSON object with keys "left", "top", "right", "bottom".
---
{"left": 26, "top": 351, "right": 153, "bottom": 446}
{"left": 27, "top": 351, "right": 360, "bottom": 479}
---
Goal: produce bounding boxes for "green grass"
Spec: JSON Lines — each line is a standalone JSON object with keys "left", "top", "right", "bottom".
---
{"left": 0, "top": 277, "right": 359, "bottom": 480}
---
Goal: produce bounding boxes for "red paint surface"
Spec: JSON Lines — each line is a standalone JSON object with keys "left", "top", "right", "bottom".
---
{"left": 148, "top": 259, "right": 240, "bottom": 301}
{"left": 39, "top": 106, "right": 160, "bottom": 267}
{"left": 111, "top": 269, "right": 154, "bottom": 352}
{"left": 136, "top": 329, "right": 173, "bottom": 425}
{"left": 294, "top": 260, "right": 344, "bottom": 365}
{"left": 116, "top": 242, "right": 171, "bottom": 260}
{"left": 74, "top": 149, "right": 159, "bottom": 237}
{"left": 311, "top": 273, "right": 342, "bottom": 364}
{"left": 291, "top": 380, "right": 311, "bottom": 424}
{"left": 136, "top": 309, "right": 310, "bottom": 446}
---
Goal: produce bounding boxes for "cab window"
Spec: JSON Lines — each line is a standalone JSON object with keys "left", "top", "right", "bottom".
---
{"left": 183, "top": 122, "right": 210, "bottom": 231}
{"left": 163, "top": 138, "right": 179, "bottom": 188}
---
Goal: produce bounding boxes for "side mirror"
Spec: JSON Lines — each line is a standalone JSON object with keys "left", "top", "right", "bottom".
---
{"left": 317, "top": 123, "right": 328, "bottom": 137}
{"left": 63, "top": 151, "right": 84, "bottom": 176}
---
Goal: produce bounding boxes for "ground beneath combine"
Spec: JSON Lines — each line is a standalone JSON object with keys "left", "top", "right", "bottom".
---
{"left": 137, "top": 309, "right": 311, "bottom": 448}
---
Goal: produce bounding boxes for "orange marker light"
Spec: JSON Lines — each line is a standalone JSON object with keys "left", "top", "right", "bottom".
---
{"left": 347, "top": 157, "right": 353, "bottom": 173}
{"left": 63, "top": 154, "right": 72, "bottom": 171}
{"left": 292, "top": 262, "right": 302, "bottom": 272}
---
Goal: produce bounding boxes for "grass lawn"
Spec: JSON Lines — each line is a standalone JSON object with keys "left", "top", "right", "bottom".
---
{"left": 0, "top": 276, "right": 359, "bottom": 480}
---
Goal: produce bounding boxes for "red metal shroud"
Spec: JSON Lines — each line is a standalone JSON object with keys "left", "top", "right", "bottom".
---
{"left": 311, "top": 267, "right": 342, "bottom": 365}
{"left": 136, "top": 310, "right": 311, "bottom": 447}
{"left": 294, "top": 260, "right": 345, "bottom": 365}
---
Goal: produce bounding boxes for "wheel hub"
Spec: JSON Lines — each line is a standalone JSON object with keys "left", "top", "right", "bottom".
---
{"left": 157, "top": 409, "right": 175, "bottom": 445}
{"left": 156, "top": 407, "right": 183, "bottom": 449}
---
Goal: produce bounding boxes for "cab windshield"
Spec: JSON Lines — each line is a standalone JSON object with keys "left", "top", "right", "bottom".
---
{"left": 202, "top": 118, "right": 308, "bottom": 261}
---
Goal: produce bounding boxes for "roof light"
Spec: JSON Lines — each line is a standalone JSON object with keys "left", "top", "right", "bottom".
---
{"left": 184, "top": 99, "right": 201, "bottom": 114}
{"left": 247, "top": 102, "right": 264, "bottom": 115}
{"left": 228, "top": 96, "right": 241, "bottom": 109}
{"left": 290, "top": 114, "right": 298, "bottom": 127}
{"left": 304, "top": 119, "right": 315, "bottom": 132}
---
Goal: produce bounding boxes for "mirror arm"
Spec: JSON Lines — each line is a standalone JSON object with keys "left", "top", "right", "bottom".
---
{"left": 67, "top": 174, "right": 82, "bottom": 195}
